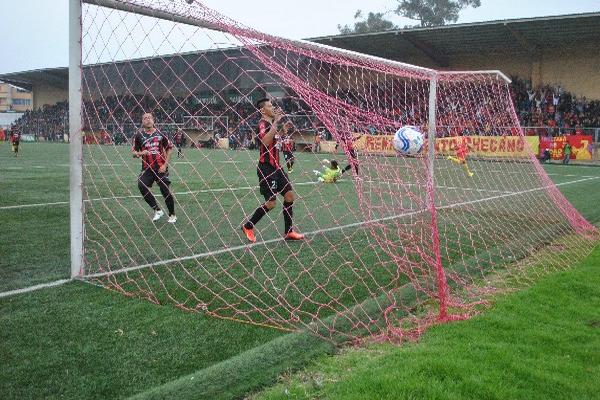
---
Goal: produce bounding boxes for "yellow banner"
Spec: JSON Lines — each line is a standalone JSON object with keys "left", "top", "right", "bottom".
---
{"left": 351, "top": 134, "right": 539, "bottom": 158}
{"left": 436, "top": 136, "right": 540, "bottom": 158}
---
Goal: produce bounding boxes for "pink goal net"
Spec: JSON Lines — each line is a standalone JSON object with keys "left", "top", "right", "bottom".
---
{"left": 78, "top": 0, "right": 597, "bottom": 343}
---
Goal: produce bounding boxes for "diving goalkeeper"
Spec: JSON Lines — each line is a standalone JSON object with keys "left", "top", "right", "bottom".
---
{"left": 313, "top": 159, "right": 342, "bottom": 183}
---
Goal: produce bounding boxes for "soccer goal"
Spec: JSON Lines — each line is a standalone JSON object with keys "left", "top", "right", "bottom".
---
{"left": 69, "top": 0, "right": 597, "bottom": 343}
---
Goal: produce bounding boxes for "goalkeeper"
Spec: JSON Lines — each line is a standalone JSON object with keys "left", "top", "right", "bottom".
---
{"left": 313, "top": 159, "right": 342, "bottom": 183}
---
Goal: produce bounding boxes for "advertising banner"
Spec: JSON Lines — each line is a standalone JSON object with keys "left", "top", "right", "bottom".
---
{"left": 352, "top": 134, "right": 540, "bottom": 158}
{"left": 539, "top": 135, "right": 593, "bottom": 160}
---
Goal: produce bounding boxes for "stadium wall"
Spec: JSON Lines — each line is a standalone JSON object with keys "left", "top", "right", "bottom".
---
{"left": 33, "top": 83, "right": 68, "bottom": 110}
{"left": 448, "top": 46, "right": 600, "bottom": 99}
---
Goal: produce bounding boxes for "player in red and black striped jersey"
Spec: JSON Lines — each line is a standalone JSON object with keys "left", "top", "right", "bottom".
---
{"left": 174, "top": 130, "right": 184, "bottom": 158}
{"left": 132, "top": 113, "right": 177, "bottom": 223}
{"left": 281, "top": 121, "right": 295, "bottom": 173}
{"left": 10, "top": 131, "right": 21, "bottom": 157}
{"left": 241, "top": 98, "right": 304, "bottom": 242}
{"left": 336, "top": 133, "right": 360, "bottom": 175}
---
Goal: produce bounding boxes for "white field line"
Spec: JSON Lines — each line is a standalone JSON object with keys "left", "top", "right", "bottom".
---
{"left": 0, "top": 178, "right": 515, "bottom": 211}
{"left": 0, "top": 181, "right": 321, "bottom": 211}
{"left": 4, "top": 174, "right": 599, "bottom": 211}
{"left": 82, "top": 175, "right": 600, "bottom": 280}
{"left": 1, "top": 175, "right": 598, "bottom": 298}
{"left": 0, "top": 279, "right": 71, "bottom": 299}
{"left": 83, "top": 208, "right": 430, "bottom": 279}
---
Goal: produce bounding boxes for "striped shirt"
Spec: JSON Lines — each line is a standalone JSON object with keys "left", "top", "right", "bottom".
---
{"left": 281, "top": 136, "right": 294, "bottom": 152}
{"left": 133, "top": 129, "right": 173, "bottom": 170}
{"left": 257, "top": 119, "right": 280, "bottom": 168}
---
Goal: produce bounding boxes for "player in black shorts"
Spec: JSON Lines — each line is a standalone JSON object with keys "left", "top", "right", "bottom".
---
{"left": 10, "top": 131, "right": 20, "bottom": 157}
{"left": 241, "top": 98, "right": 304, "bottom": 242}
{"left": 338, "top": 133, "right": 360, "bottom": 175}
{"left": 132, "top": 113, "right": 177, "bottom": 223}
{"left": 174, "top": 129, "right": 184, "bottom": 158}
{"left": 281, "top": 121, "right": 295, "bottom": 173}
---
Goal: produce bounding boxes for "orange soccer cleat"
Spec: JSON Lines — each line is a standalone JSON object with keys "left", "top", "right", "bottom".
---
{"left": 284, "top": 230, "right": 305, "bottom": 241}
{"left": 242, "top": 226, "right": 256, "bottom": 243}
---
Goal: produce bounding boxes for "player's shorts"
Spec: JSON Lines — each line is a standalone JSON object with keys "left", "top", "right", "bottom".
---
{"left": 283, "top": 151, "right": 294, "bottom": 162}
{"left": 12, "top": 143, "right": 19, "bottom": 152}
{"left": 257, "top": 162, "right": 292, "bottom": 201}
{"left": 138, "top": 167, "right": 171, "bottom": 188}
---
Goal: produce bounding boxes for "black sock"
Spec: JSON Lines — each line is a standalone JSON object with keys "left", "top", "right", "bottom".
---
{"left": 283, "top": 201, "right": 293, "bottom": 234}
{"left": 139, "top": 181, "right": 159, "bottom": 210}
{"left": 164, "top": 196, "right": 175, "bottom": 215}
{"left": 246, "top": 204, "right": 270, "bottom": 229}
{"left": 158, "top": 181, "right": 175, "bottom": 215}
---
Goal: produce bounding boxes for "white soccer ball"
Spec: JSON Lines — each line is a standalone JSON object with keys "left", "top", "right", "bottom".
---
{"left": 393, "top": 126, "right": 424, "bottom": 155}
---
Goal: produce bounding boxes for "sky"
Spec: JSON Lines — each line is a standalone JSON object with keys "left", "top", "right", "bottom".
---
{"left": 1, "top": 0, "right": 599, "bottom": 74}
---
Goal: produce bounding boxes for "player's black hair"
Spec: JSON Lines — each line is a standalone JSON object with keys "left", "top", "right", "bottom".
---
{"left": 330, "top": 160, "right": 339, "bottom": 169}
{"left": 256, "top": 98, "right": 270, "bottom": 110}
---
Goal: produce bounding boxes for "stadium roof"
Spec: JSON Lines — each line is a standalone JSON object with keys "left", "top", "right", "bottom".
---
{"left": 0, "top": 68, "right": 68, "bottom": 91}
{"left": 0, "top": 12, "right": 598, "bottom": 89}
{"left": 310, "top": 12, "right": 600, "bottom": 67}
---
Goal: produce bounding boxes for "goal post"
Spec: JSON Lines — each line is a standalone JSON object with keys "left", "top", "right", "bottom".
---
{"left": 70, "top": 0, "right": 597, "bottom": 343}
{"left": 69, "top": 0, "right": 84, "bottom": 279}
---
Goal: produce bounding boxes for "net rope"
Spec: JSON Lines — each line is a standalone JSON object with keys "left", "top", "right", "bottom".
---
{"left": 79, "top": 0, "right": 598, "bottom": 343}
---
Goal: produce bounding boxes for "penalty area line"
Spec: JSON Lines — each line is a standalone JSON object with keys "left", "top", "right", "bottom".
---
{"left": 82, "top": 175, "right": 600, "bottom": 280}
{"left": 3, "top": 175, "right": 598, "bottom": 296}
{"left": 0, "top": 177, "right": 521, "bottom": 211}
{"left": 0, "top": 181, "right": 321, "bottom": 211}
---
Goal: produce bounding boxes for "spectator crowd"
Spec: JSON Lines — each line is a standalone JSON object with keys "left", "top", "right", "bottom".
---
{"left": 8, "top": 79, "right": 600, "bottom": 144}
{"left": 511, "top": 76, "right": 600, "bottom": 136}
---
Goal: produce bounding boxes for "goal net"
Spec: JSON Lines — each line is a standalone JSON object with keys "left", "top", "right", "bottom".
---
{"left": 77, "top": 0, "right": 597, "bottom": 343}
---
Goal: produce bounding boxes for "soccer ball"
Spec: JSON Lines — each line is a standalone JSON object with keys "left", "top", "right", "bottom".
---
{"left": 393, "top": 126, "right": 424, "bottom": 155}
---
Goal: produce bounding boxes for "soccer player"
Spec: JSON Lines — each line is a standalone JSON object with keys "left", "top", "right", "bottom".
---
{"left": 313, "top": 130, "right": 322, "bottom": 153}
{"left": 132, "top": 113, "right": 177, "bottom": 223}
{"left": 562, "top": 142, "right": 571, "bottom": 165}
{"left": 447, "top": 136, "right": 474, "bottom": 177}
{"left": 10, "top": 129, "right": 21, "bottom": 157}
{"left": 313, "top": 159, "right": 342, "bottom": 183}
{"left": 338, "top": 133, "right": 360, "bottom": 175}
{"left": 281, "top": 121, "right": 295, "bottom": 173}
{"left": 174, "top": 129, "right": 184, "bottom": 158}
{"left": 241, "top": 98, "right": 304, "bottom": 243}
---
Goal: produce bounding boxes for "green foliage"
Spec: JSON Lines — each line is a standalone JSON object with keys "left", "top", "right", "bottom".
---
{"left": 338, "top": 0, "right": 482, "bottom": 34}
{"left": 338, "top": 10, "right": 397, "bottom": 35}
{"left": 396, "top": 0, "right": 481, "bottom": 27}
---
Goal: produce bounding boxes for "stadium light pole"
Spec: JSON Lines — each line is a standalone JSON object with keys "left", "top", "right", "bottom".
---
{"left": 426, "top": 75, "right": 449, "bottom": 321}
{"left": 69, "top": 0, "right": 84, "bottom": 278}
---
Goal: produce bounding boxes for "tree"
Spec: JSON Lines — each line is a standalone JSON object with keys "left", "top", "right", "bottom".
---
{"left": 338, "top": 0, "right": 481, "bottom": 34}
{"left": 338, "top": 10, "right": 397, "bottom": 35}
{"left": 395, "top": 0, "right": 481, "bottom": 27}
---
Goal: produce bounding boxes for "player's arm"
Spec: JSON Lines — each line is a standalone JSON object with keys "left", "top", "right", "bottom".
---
{"left": 159, "top": 147, "right": 173, "bottom": 173}
{"left": 260, "top": 110, "right": 284, "bottom": 146}
{"left": 131, "top": 134, "right": 148, "bottom": 158}
{"left": 158, "top": 135, "right": 174, "bottom": 173}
